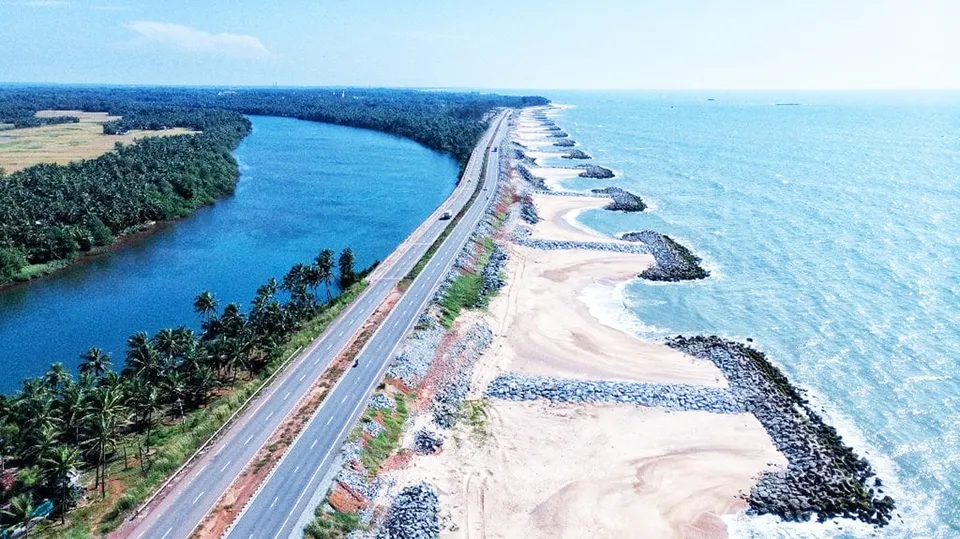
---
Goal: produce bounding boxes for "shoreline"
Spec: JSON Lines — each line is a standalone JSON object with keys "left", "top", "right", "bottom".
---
{"left": 360, "top": 107, "right": 788, "bottom": 538}
{"left": 316, "top": 104, "right": 896, "bottom": 538}
{"left": 510, "top": 106, "right": 895, "bottom": 527}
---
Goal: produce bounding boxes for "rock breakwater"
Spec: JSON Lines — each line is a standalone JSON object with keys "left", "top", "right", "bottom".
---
{"left": 485, "top": 373, "right": 740, "bottom": 413}
{"left": 577, "top": 165, "right": 615, "bottom": 178}
{"left": 622, "top": 231, "right": 709, "bottom": 281}
{"left": 562, "top": 149, "right": 591, "bottom": 160}
{"left": 666, "top": 336, "right": 895, "bottom": 526}
{"left": 516, "top": 164, "right": 546, "bottom": 190}
{"left": 513, "top": 227, "right": 651, "bottom": 255}
{"left": 592, "top": 186, "right": 646, "bottom": 211}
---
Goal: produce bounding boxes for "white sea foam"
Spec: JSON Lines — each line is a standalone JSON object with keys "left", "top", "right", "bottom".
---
{"left": 561, "top": 207, "right": 608, "bottom": 239}
{"left": 579, "top": 280, "right": 666, "bottom": 340}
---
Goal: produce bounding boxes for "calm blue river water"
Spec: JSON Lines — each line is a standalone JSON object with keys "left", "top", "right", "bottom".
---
{"left": 0, "top": 116, "right": 458, "bottom": 392}
{"left": 546, "top": 91, "right": 960, "bottom": 538}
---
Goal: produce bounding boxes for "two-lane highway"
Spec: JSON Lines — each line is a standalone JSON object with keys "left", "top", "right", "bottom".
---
{"left": 225, "top": 115, "right": 508, "bottom": 539}
{"left": 123, "top": 111, "right": 508, "bottom": 539}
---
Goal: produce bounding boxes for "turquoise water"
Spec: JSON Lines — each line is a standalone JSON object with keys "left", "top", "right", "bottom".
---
{"left": 548, "top": 92, "right": 960, "bottom": 538}
{"left": 0, "top": 116, "right": 458, "bottom": 392}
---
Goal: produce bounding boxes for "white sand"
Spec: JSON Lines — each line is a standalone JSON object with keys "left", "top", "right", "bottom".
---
{"left": 528, "top": 194, "right": 635, "bottom": 245}
{"left": 387, "top": 401, "right": 786, "bottom": 539}
{"left": 478, "top": 245, "right": 726, "bottom": 388}
{"left": 533, "top": 166, "right": 584, "bottom": 191}
{"left": 379, "top": 108, "right": 785, "bottom": 539}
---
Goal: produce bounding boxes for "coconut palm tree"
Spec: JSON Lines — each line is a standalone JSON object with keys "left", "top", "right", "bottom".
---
{"left": 3, "top": 493, "right": 34, "bottom": 528}
{"left": 160, "top": 371, "right": 187, "bottom": 423}
{"left": 23, "top": 423, "right": 60, "bottom": 466}
{"left": 338, "top": 248, "right": 356, "bottom": 289}
{"left": 0, "top": 422, "right": 16, "bottom": 474}
{"left": 127, "top": 378, "right": 159, "bottom": 472}
{"left": 56, "top": 379, "right": 88, "bottom": 445}
{"left": 44, "top": 363, "right": 71, "bottom": 391}
{"left": 41, "top": 444, "right": 80, "bottom": 523}
{"left": 84, "top": 385, "right": 127, "bottom": 498}
{"left": 124, "top": 332, "right": 158, "bottom": 382}
{"left": 193, "top": 291, "right": 218, "bottom": 321}
{"left": 79, "top": 347, "right": 112, "bottom": 378}
{"left": 315, "top": 249, "right": 335, "bottom": 301}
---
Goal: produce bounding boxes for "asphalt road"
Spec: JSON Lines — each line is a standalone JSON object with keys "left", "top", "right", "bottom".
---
{"left": 225, "top": 117, "right": 507, "bottom": 539}
{"left": 124, "top": 111, "right": 508, "bottom": 539}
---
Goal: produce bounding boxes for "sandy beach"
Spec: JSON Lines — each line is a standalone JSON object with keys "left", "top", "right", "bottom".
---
{"left": 390, "top": 401, "right": 784, "bottom": 539}
{"left": 378, "top": 106, "right": 786, "bottom": 538}
{"left": 527, "top": 194, "right": 633, "bottom": 244}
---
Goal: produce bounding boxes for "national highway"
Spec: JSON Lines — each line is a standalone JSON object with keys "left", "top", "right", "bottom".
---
{"left": 122, "top": 110, "right": 509, "bottom": 539}
{"left": 224, "top": 112, "right": 508, "bottom": 538}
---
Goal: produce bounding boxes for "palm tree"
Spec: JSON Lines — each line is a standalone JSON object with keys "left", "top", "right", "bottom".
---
{"left": 84, "top": 385, "right": 127, "bottom": 498}
{"left": 3, "top": 493, "right": 34, "bottom": 528}
{"left": 160, "top": 370, "right": 187, "bottom": 423}
{"left": 0, "top": 422, "right": 16, "bottom": 474}
{"left": 282, "top": 263, "right": 308, "bottom": 293}
{"left": 44, "top": 362, "right": 71, "bottom": 391}
{"left": 315, "top": 249, "right": 334, "bottom": 301}
{"left": 57, "top": 379, "right": 88, "bottom": 445}
{"left": 127, "top": 378, "right": 159, "bottom": 472}
{"left": 124, "top": 332, "right": 158, "bottom": 382}
{"left": 338, "top": 248, "right": 356, "bottom": 289}
{"left": 79, "top": 347, "right": 112, "bottom": 377}
{"left": 193, "top": 291, "right": 218, "bottom": 320}
{"left": 41, "top": 444, "right": 80, "bottom": 523}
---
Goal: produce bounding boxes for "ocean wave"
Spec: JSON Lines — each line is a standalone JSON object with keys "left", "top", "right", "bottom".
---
{"left": 579, "top": 281, "right": 667, "bottom": 340}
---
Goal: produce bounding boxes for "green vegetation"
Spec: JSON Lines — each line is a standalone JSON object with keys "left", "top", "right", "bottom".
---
{"left": 437, "top": 238, "right": 495, "bottom": 327}
{"left": 0, "top": 109, "right": 250, "bottom": 284}
{"left": 359, "top": 394, "right": 409, "bottom": 474}
{"left": 2, "top": 249, "right": 371, "bottom": 537}
{"left": 0, "top": 87, "right": 547, "bottom": 286}
{"left": 460, "top": 399, "right": 490, "bottom": 440}
{"left": 438, "top": 272, "right": 484, "bottom": 328}
{"left": 304, "top": 508, "right": 360, "bottom": 539}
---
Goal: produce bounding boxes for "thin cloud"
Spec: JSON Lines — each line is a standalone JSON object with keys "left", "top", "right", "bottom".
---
{"left": 16, "top": 1, "right": 70, "bottom": 5}
{"left": 93, "top": 5, "right": 129, "bottom": 11}
{"left": 126, "top": 21, "right": 272, "bottom": 59}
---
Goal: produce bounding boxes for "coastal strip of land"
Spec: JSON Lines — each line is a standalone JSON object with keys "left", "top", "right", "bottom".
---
{"left": 303, "top": 105, "right": 894, "bottom": 539}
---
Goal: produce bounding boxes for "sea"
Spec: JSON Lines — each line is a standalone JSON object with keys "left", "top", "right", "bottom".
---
{"left": 540, "top": 91, "right": 960, "bottom": 538}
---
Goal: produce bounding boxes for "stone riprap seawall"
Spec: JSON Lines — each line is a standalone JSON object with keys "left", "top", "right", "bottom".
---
{"left": 622, "top": 231, "right": 709, "bottom": 281}
{"left": 578, "top": 164, "right": 615, "bottom": 178}
{"left": 380, "top": 483, "right": 441, "bottom": 539}
{"left": 513, "top": 226, "right": 651, "bottom": 255}
{"left": 486, "top": 373, "right": 740, "bottom": 414}
{"left": 666, "top": 336, "right": 895, "bottom": 525}
{"left": 592, "top": 186, "right": 646, "bottom": 211}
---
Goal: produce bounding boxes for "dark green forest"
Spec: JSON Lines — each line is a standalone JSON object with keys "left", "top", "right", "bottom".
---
{"left": 0, "top": 87, "right": 547, "bottom": 284}
{"left": 0, "top": 248, "right": 371, "bottom": 532}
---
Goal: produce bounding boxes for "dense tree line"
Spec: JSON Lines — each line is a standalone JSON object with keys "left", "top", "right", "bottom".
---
{"left": 0, "top": 109, "right": 251, "bottom": 280}
{"left": 0, "top": 87, "right": 547, "bottom": 284}
{"left": 0, "top": 249, "right": 370, "bottom": 531}
{"left": 0, "top": 86, "right": 547, "bottom": 162}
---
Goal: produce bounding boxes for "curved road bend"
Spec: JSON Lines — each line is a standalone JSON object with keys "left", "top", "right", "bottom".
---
{"left": 225, "top": 117, "right": 508, "bottom": 539}
{"left": 123, "top": 111, "right": 509, "bottom": 539}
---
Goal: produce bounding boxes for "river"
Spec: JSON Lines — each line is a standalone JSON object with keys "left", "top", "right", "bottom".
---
{"left": 0, "top": 115, "right": 459, "bottom": 393}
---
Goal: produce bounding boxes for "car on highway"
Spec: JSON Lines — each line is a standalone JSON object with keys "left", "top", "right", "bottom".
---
{"left": 439, "top": 210, "right": 453, "bottom": 220}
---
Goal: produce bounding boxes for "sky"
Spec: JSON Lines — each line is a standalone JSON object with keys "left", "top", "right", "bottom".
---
{"left": 1, "top": 0, "right": 958, "bottom": 89}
